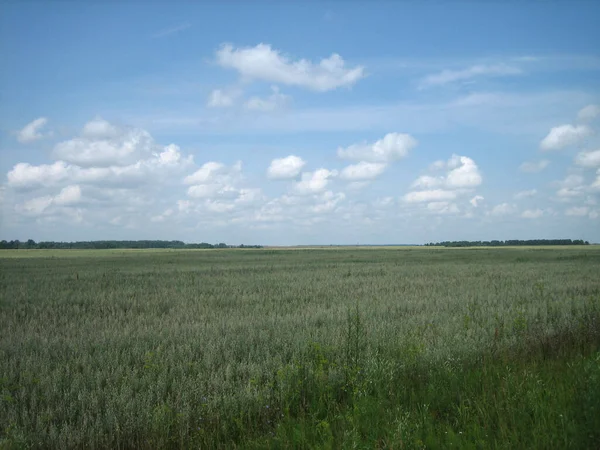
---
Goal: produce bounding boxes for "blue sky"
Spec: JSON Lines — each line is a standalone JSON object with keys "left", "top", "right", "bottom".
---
{"left": 1, "top": 2, "right": 600, "bottom": 245}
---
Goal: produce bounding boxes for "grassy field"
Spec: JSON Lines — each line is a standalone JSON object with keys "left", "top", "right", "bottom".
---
{"left": 1, "top": 247, "right": 599, "bottom": 449}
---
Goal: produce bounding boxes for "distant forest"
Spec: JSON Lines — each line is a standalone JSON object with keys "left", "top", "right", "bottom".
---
{"left": 425, "top": 239, "right": 590, "bottom": 247}
{"left": 0, "top": 240, "right": 263, "bottom": 250}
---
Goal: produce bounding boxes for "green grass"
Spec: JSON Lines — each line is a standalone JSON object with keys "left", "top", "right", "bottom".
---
{"left": 1, "top": 248, "right": 599, "bottom": 448}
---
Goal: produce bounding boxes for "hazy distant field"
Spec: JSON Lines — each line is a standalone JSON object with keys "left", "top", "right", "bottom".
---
{"left": 1, "top": 248, "right": 599, "bottom": 448}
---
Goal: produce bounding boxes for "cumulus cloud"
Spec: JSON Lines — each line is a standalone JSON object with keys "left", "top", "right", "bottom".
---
{"left": 7, "top": 144, "right": 192, "bottom": 191}
{"left": 519, "top": 159, "right": 550, "bottom": 173}
{"left": 6, "top": 118, "right": 194, "bottom": 226}
{"left": 293, "top": 169, "right": 337, "bottom": 195}
{"left": 514, "top": 189, "right": 537, "bottom": 199}
{"left": 470, "top": 195, "right": 484, "bottom": 207}
{"left": 267, "top": 155, "right": 306, "bottom": 179}
{"left": 411, "top": 175, "right": 443, "bottom": 189}
{"left": 403, "top": 155, "right": 482, "bottom": 207}
{"left": 407, "top": 154, "right": 482, "bottom": 198}
{"left": 426, "top": 201, "right": 460, "bottom": 214}
{"left": 337, "top": 133, "right": 417, "bottom": 163}
{"left": 554, "top": 173, "right": 587, "bottom": 201}
{"left": 207, "top": 88, "right": 241, "bottom": 108}
{"left": 184, "top": 161, "right": 244, "bottom": 199}
{"left": 521, "top": 209, "right": 544, "bottom": 219}
{"left": 215, "top": 43, "right": 365, "bottom": 92}
{"left": 445, "top": 155, "right": 483, "bottom": 188}
{"left": 81, "top": 117, "right": 119, "bottom": 139}
{"left": 53, "top": 185, "right": 82, "bottom": 205}
{"left": 179, "top": 160, "right": 265, "bottom": 218}
{"left": 53, "top": 117, "right": 158, "bottom": 167}
{"left": 244, "top": 86, "right": 290, "bottom": 112}
{"left": 15, "top": 185, "right": 82, "bottom": 217}
{"left": 310, "top": 191, "right": 345, "bottom": 213}
{"left": 7, "top": 161, "right": 71, "bottom": 190}
{"left": 578, "top": 104, "right": 600, "bottom": 122}
{"left": 17, "top": 117, "right": 50, "bottom": 143}
{"left": 403, "top": 189, "right": 457, "bottom": 203}
{"left": 373, "top": 197, "right": 394, "bottom": 208}
{"left": 419, "top": 63, "right": 522, "bottom": 89}
{"left": 575, "top": 149, "right": 600, "bottom": 168}
{"left": 340, "top": 162, "right": 387, "bottom": 181}
{"left": 593, "top": 169, "right": 600, "bottom": 190}
{"left": 565, "top": 206, "right": 589, "bottom": 216}
{"left": 540, "top": 124, "right": 592, "bottom": 151}
{"left": 489, "top": 203, "right": 516, "bottom": 216}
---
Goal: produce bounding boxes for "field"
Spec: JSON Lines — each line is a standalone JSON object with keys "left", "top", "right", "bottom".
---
{"left": 1, "top": 247, "right": 600, "bottom": 449}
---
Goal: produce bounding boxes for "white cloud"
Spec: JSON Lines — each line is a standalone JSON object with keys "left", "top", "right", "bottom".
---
{"left": 53, "top": 118, "right": 156, "bottom": 167}
{"left": 337, "top": 133, "right": 417, "bottom": 163}
{"left": 339, "top": 161, "right": 387, "bottom": 181}
{"left": 374, "top": 197, "right": 394, "bottom": 208}
{"left": 411, "top": 154, "right": 482, "bottom": 190}
{"left": 419, "top": 63, "right": 522, "bottom": 89}
{"left": 151, "top": 208, "right": 174, "bottom": 222}
{"left": 180, "top": 161, "right": 264, "bottom": 217}
{"left": 412, "top": 175, "right": 443, "bottom": 189}
{"left": 6, "top": 118, "right": 195, "bottom": 228}
{"left": 554, "top": 173, "right": 587, "bottom": 201}
{"left": 267, "top": 155, "right": 305, "bottom": 179}
{"left": 575, "top": 149, "right": 600, "bottom": 168}
{"left": 54, "top": 185, "right": 82, "bottom": 205}
{"left": 402, "top": 189, "right": 457, "bottom": 203}
{"left": 519, "top": 159, "right": 550, "bottom": 173}
{"left": 427, "top": 201, "right": 460, "bottom": 214}
{"left": 15, "top": 185, "right": 82, "bottom": 216}
{"left": 404, "top": 155, "right": 482, "bottom": 206}
{"left": 244, "top": 86, "right": 290, "bottom": 112}
{"left": 578, "top": 104, "right": 600, "bottom": 122}
{"left": 216, "top": 43, "right": 365, "bottom": 92}
{"left": 7, "top": 143, "right": 191, "bottom": 191}
{"left": 470, "top": 195, "right": 484, "bottom": 207}
{"left": 445, "top": 156, "right": 482, "bottom": 188}
{"left": 514, "top": 189, "right": 537, "bottom": 199}
{"left": 593, "top": 169, "right": 600, "bottom": 190}
{"left": 81, "top": 117, "right": 119, "bottom": 139}
{"left": 207, "top": 89, "right": 240, "bottom": 108}
{"left": 489, "top": 203, "right": 516, "bottom": 216}
{"left": 556, "top": 187, "right": 585, "bottom": 199}
{"left": 293, "top": 169, "right": 337, "bottom": 195}
{"left": 565, "top": 206, "right": 589, "bottom": 216}
{"left": 184, "top": 161, "right": 243, "bottom": 200}
{"left": 540, "top": 124, "right": 592, "bottom": 151}
{"left": 346, "top": 181, "right": 371, "bottom": 191}
{"left": 7, "top": 161, "right": 71, "bottom": 190}
{"left": 185, "top": 162, "right": 230, "bottom": 185}
{"left": 17, "top": 196, "right": 54, "bottom": 216}
{"left": 310, "top": 191, "right": 345, "bottom": 213}
{"left": 17, "top": 117, "right": 50, "bottom": 143}
{"left": 521, "top": 209, "right": 544, "bottom": 219}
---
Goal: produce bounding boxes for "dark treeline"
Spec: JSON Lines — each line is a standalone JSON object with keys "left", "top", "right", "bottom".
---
{"left": 425, "top": 239, "right": 590, "bottom": 247}
{"left": 0, "top": 240, "right": 263, "bottom": 250}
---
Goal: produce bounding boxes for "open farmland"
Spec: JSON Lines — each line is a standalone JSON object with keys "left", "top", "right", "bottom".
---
{"left": 1, "top": 247, "right": 600, "bottom": 449}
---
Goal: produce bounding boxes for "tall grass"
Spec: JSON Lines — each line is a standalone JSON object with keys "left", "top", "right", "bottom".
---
{"left": 1, "top": 248, "right": 599, "bottom": 448}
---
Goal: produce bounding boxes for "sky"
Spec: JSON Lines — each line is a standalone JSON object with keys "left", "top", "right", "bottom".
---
{"left": 1, "top": 2, "right": 600, "bottom": 245}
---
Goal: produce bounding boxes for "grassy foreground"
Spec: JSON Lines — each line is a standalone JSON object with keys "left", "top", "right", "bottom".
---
{"left": 1, "top": 247, "right": 599, "bottom": 449}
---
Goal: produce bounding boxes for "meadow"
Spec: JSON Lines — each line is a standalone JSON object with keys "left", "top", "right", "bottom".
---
{"left": 1, "top": 247, "right": 599, "bottom": 449}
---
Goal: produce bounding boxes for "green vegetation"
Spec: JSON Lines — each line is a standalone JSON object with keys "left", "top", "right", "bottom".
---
{"left": 0, "top": 240, "right": 263, "bottom": 250}
{"left": 1, "top": 247, "right": 599, "bottom": 449}
{"left": 425, "top": 239, "right": 589, "bottom": 247}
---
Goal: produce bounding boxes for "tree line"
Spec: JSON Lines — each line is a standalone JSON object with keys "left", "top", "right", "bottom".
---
{"left": 0, "top": 240, "right": 263, "bottom": 250}
{"left": 424, "top": 239, "right": 590, "bottom": 247}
